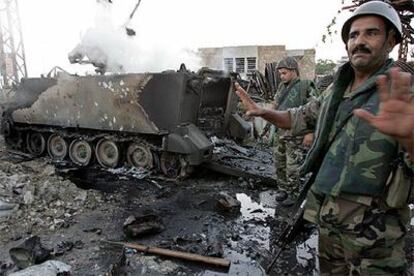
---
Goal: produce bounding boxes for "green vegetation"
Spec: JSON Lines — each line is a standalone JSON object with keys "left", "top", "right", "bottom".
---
{"left": 315, "top": 59, "right": 336, "bottom": 75}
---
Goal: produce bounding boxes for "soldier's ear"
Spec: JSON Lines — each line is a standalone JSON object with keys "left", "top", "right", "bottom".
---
{"left": 386, "top": 32, "right": 396, "bottom": 53}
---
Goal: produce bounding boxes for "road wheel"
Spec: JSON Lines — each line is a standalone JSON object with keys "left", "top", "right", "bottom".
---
{"left": 47, "top": 134, "right": 68, "bottom": 160}
{"left": 69, "top": 139, "right": 92, "bottom": 166}
{"left": 126, "top": 143, "right": 153, "bottom": 169}
{"left": 26, "top": 132, "right": 46, "bottom": 156}
{"left": 95, "top": 139, "right": 120, "bottom": 168}
{"left": 159, "top": 152, "right": 190, "bottom": 179}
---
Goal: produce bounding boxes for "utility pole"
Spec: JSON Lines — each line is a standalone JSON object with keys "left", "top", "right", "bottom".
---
{"left": 0, "top": 0, "right": 27, "bottom": 91}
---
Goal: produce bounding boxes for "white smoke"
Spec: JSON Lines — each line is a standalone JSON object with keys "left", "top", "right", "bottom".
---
{"left": 68, "top": 1, "right": 201, "bottom": 74}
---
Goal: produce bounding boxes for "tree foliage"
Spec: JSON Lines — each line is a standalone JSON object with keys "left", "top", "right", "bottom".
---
{"left": 315, "top": 59, "right": 336, "bottom": 75}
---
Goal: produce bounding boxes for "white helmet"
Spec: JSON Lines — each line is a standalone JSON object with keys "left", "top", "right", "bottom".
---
{"left": 341, "top": 1, "right": 403, "bottom": 44}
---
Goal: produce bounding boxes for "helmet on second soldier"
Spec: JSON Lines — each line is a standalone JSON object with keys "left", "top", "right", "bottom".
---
{"left": 341, "top": 1, "right": 403, "bottom": 44}
{"left": 277, "top": 57, "right": 298, "bottom": 70}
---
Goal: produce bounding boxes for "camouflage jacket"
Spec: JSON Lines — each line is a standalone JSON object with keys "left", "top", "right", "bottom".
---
{"left": 290, "top": 59, "right": 412, "bottom": 198}
{"left": 274, "top": 78, "right": 317, "bottom": 139}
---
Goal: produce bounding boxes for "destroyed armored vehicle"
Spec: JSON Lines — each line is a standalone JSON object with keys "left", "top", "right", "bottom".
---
{"left": 1, "top": 67, "right": 250, "bottom": 178}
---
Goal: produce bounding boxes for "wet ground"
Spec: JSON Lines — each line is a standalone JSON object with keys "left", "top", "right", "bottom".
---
{"left": 48, "top": 167, "right": 318, "bottom": 275}
{"left": 0, "top": 136, "right": 412, "bottom": 275}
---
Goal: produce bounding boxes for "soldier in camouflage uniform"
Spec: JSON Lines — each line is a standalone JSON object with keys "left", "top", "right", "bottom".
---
{"left": 234, "top": 1, "right": 413, "bottom": 274}
{"left": 272, "top": 57, "right": 317, "bottom": 197}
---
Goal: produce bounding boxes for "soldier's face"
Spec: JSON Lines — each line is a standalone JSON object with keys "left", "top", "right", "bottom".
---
{"left": 278, "top": 68, "right": 296, "bottom": 84}
{"left": 346, "top": 16, "right": 395, "bottom": 73}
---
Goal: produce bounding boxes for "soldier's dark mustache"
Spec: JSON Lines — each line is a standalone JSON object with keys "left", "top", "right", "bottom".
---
{"left": 352, "top": 46, "right": 371, "bottom": 54}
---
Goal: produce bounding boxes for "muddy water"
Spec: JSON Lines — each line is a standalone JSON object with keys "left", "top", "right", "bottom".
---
{"left": 237, "top": 193, "right": 274, "bottom": 250}
{"left": 63, "top": 167, "right": 319, "bottom": 275}
{"left": 235, "top": 191, "right": 318, "bottom": 275}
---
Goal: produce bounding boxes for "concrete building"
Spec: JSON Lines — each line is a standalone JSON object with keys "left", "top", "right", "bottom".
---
{"left": 199, "top": 45, "right": 316, "bottom": 80}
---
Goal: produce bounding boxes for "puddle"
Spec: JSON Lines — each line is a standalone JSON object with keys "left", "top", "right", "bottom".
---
{"left": 237, "top": 193, "right": 275, "bottom": 221}
{"left": 54, "top": 167, "right": 320, "bottom": 275}
{"left": 236, "top": 193, "right": 275, "bottom": 251}
{"left": 296, "top": 231, "right": 319, "bottom": 275}
{"left": 236, "top": 192, "right": 319, "bottom": 274}
{"left": 258, "top": 190, "right": 279, "bottom": 209}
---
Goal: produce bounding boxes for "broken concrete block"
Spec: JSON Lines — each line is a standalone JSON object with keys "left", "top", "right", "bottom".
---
{"left": 9, "top": 236, "right": 52, "bottom": 269}
{"left": 23, "top": 191, "right": 34, "bottom": 205}
{"left": 216, "top": 192, "right": 241, "bottom": 212}
{"left": 9, "top": 260, "right": 71, "bottom": 276}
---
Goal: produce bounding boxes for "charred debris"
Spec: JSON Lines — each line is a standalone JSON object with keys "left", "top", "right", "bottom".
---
{"left": 0, "top": 65, "right": 277, "bottom": 181}
{"left": 0, "top": 62, "right": 303, "bottom": 274}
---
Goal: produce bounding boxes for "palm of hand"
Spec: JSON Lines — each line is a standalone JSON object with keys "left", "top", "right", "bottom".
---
{"left": 354, "top": 68, "right": 414, "bottom": 140}
{"left": 371, "top": 99, "right": 414, "bottom": 138}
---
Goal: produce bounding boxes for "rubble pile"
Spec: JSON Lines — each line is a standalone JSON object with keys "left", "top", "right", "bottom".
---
{"left": 0, "top": 147, "right": 105, "bottom": 243}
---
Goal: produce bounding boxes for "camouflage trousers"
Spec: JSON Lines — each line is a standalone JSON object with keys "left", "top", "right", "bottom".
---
{"left": 306, "top": 193, "right": 410, "bottom": 275}
{"left": 273, "top": 135, "right": 307, "bottom": 196}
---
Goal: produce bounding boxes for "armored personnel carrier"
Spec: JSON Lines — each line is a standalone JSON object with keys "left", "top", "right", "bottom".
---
{"left": 1, "top": 67, "right": 250, "bottom": 178}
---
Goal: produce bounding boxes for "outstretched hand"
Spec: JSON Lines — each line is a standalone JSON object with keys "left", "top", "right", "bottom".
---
{"left": 354, "top": 68, "right": 414, "bottom": 159}
{"left": 234, "top": 82, "right": 265, "bottom": 117}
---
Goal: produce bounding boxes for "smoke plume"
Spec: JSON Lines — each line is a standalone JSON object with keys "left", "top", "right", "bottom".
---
{"left": 68, "top": 1, "right": 201, "bottom": 74}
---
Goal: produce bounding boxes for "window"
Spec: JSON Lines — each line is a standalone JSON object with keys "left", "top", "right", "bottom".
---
{"left": 235, "top": 58, "right": 245, "bottom": 73}
{"left": 247, "top": 57, "right": 256, "bottom": 73}
{"left": 224, "top": 58, "right": 233, "bottom": 72}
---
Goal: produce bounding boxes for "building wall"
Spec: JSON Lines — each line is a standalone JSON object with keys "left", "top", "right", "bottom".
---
{"left": 199, "top": 45, "right": 315, "bottom": 81}
{"left": 287, "top": 49, "right": 316, "bottom": 80}
{"left": 222, "top": 46, "right": 257, "bottom": 59}
{"left": 257, "top": 45, "right": 286, "bottom": 73}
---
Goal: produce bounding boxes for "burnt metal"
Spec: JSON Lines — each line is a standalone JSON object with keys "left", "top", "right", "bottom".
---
{"left": 204, "top": 161, "right": 276, "bottom": 185}
{"left": 205, "top": 141, "right": 276, "bottom": 185}
{"left": 227, "top": 113, "right": 252, "bottom": 141}
{"left": 1, "top": 67, "right": 248, "bottom": 176}
{"left": 5, "top": 70, "right": 235, "bottom": 135}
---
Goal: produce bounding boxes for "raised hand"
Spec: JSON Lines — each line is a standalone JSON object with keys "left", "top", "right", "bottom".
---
{"left": 234, "top": 82, "right": 265, "bottom": 117}
{"left": 354, "top": 68, "right": 414, "bottom": 159}
{"left": 354, "top": 68, "right": 414, "bottom": 138}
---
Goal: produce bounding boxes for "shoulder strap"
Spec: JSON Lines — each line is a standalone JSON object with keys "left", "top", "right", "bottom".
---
{"left": 276, "top": 85, "right": 290, "bottom": 108}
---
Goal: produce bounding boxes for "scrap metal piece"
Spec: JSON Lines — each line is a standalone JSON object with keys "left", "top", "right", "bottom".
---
{"left": 125, "top": 28, "right": 136, "bottom": 36}
{"left": 205, "top": 140, "right": 276, "bottom": 184}
{"left": 123, "top": 214, "right": 165, "bottom": 238}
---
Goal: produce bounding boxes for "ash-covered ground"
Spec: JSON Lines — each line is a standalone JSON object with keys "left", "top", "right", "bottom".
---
{"left": 0, "top": 136, "right": 412, "bottom": 276}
